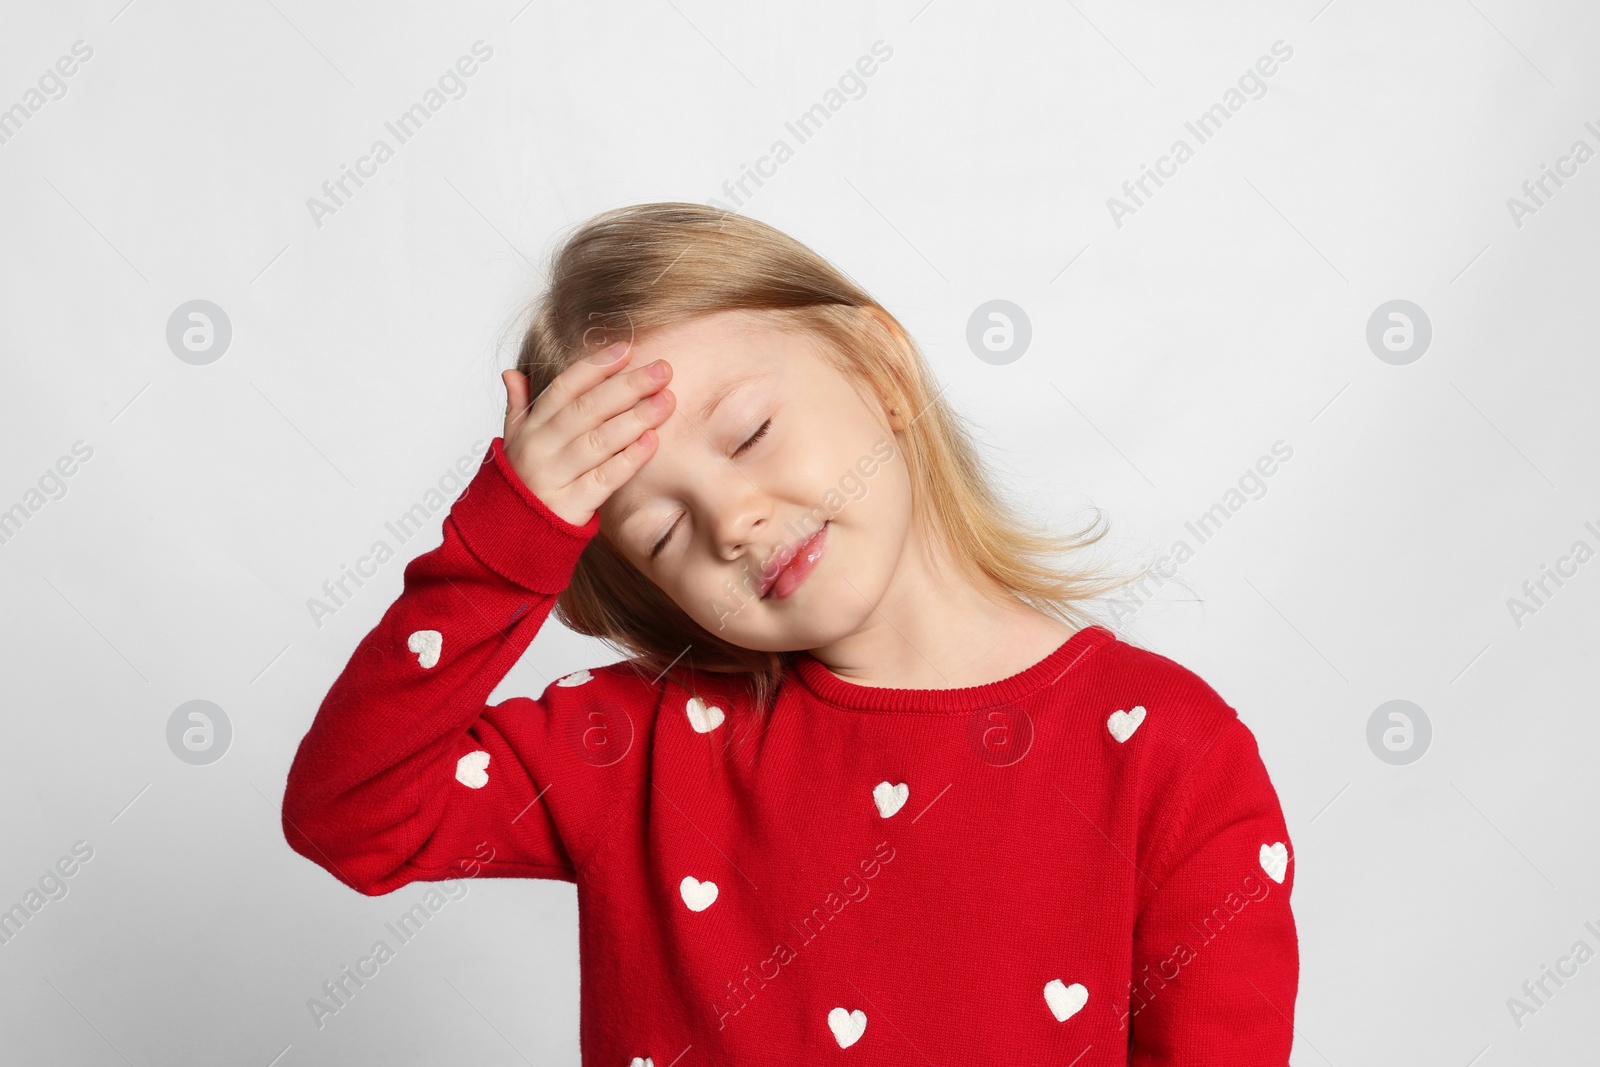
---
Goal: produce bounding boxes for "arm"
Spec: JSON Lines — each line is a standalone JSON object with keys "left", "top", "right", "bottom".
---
{"left": 1127, "top": 714, "right": 1300, "bottom": 1063}
{"left": 280, "top": 436, "right": 637, "bottom": 895}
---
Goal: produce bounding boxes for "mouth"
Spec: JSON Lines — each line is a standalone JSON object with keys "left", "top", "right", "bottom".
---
{"left": 758, "top": 521, "right": 831, "bottom": 601}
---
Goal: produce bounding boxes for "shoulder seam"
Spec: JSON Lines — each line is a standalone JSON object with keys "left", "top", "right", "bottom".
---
{"left": 1139, "top": 711, "right": 1243, "bottom": 903}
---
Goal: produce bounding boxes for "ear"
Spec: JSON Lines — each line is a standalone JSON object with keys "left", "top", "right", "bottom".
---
{"left": 885, "top": 400, "right": 907, "bottom": 434}
{"left": 856, "top": 306, "right": 913, "bottom": 435}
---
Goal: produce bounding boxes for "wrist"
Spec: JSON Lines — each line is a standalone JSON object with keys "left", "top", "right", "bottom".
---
{"left": 447, "top": 436, "right": 601, "bottom": 592}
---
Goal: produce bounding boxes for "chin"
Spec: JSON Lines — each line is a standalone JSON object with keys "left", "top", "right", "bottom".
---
{"left": 715, "top": 630, "right": 797, "bottom": 654}
{"left": 712, "top": 606, "right": 843, "bottom": 655}
{"left": 774, "top": 601, "right": 874, "bottom": 651}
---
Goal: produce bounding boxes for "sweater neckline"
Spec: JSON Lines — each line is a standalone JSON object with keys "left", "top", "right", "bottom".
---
{"left": 792, "top": 624, "right": 1114, "bottom": 713}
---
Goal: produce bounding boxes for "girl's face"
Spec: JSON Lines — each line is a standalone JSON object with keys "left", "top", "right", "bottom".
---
{"left": 597, "top": 309, "right": 914, "bottom": 653}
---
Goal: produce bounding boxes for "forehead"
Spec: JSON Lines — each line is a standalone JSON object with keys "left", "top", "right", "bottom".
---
{"left": 625, "top": 309, "right": 793, "bottom": 380}
{"left": 597, "top": 311, "right": 814, "bottom": 528}
{"left": 621, "top": 310, "right": 842, "bottom": 424}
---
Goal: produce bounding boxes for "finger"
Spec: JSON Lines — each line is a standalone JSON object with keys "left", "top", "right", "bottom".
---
{"left": 548, "top": 386, "right": 674, "bottom": 491}
{"left": 524, "top": 340, "right": 639, "bottom": 431}
{"left": 545, "top": 353, "right": 672, "bottom": 449}
{"left": 502, "top": 370, "right": 533, "bottom": 441}
{"left": 571, "top": 426, "right": 661, "bottom": 517}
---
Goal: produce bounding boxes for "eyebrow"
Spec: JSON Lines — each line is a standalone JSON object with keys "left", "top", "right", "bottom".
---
{"left": 612, "top": 371, "right": 773, "bottom": 535}
{"left": 696, "top": 371, "right": 772, "bottom": 423}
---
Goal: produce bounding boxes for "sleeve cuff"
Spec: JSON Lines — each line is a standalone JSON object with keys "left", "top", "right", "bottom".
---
{"left": 446, "top": 436, "right": 602, "bottom": 593}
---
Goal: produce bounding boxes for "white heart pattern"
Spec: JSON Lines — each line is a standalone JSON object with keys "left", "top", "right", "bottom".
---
{"left": 1259, "top": 841, "right": 1289, "bottom": 883}
{"left": 872, "top": 781, "right": 909, "bottom": 818}
{"left": 685, "top": 695, "right": 725, "bottom": 733}
{"left": 1106, "top": 704, "right": 1146, "bottom": 743}
{"left": 556, "top": 668, "right": 593, "bottom": 687}
{"left": 827, "top": 1006, "right": 867, "bottom": 1048}
{"left": 679, "top": 875, "right": 719, "bottom": 912}
{"left": 455, "top": 750, "right": 490, "bottom": 789}
{"left": 1043, "top": 978, "right": 1089, "bottom": 1021}
{"left": 627, "top": 1059, "right": 653, "bottom": 1067}
{"left": 407, "top": 629, "right": 442, "bottom": 669}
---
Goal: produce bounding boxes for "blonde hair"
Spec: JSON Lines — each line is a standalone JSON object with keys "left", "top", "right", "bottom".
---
{"left": 511, "top": 202, "right": 1161, "bottom": 717}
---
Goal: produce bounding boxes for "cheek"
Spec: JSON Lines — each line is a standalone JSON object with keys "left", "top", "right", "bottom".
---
{"left": 776, "top": 432, "right": 845, "bottom": 485}
{"left": 666, "top": 560, "right": 743, "bottom": 623}
{"left": 848, "top": 440, "right": 911, "bottom": 522}
{"left": 799, "top": 430, "right": 886, "bottom": 503}
{"left": 661, "top": 567, "right": 703, "bottom": 610}
{"left": 850, "top": 447, "right": 916, "bottom": 569}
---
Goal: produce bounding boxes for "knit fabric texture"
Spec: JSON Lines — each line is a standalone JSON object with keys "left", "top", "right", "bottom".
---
{"left": 282, "top": 435, "right": 1300, "bottom": 1065}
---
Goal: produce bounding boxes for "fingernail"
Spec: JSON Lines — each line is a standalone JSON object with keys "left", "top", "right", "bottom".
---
{"left": 649, "top": 360, "right": 668, "bottom": 380}
{"left": 600, "top": 342, "right": 628, "bottom": 363}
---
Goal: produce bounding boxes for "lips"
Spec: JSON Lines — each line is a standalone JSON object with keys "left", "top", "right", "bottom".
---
{"left": 758, "top": 522, "right": 830, "bottom": 600}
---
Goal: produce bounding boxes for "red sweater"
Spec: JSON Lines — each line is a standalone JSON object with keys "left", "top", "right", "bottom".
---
{"left": 282, "top": 436, "right": 1299, "bottom": 1065}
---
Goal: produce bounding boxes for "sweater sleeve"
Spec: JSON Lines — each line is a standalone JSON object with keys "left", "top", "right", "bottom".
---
{"left": 1127, "top": 714, "right": 1300, "bottom": 1064}
{"left": 281, "top": 436, "right": 644, "bottom": 896}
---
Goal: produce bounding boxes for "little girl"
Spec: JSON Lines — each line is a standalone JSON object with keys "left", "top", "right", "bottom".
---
{"left": 283, "top": 202, "right": 1298, "bottom": 1064}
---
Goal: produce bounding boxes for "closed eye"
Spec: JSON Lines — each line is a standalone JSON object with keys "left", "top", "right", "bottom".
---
{"left": 733, "top": 418, "right": 771, "bottom": 457}
{"left": 649, "top": 515, "right": 680, "bottom": 560}
{"left": 648, "top": 419, "right": 772, "bottom": 560}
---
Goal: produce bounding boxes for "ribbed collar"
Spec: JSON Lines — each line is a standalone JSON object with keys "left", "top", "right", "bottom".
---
{"left": 792, "top": 624, "right": 1114, "bottom": 713}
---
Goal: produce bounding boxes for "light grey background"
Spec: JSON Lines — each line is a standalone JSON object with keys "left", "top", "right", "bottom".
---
{"left": 2, "top": 0, "right": 1596, "bottom": 1063}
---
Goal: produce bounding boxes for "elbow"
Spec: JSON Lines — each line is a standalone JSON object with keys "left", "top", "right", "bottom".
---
{"left": 281, "top": 799, "right": 414, "bottom": 898}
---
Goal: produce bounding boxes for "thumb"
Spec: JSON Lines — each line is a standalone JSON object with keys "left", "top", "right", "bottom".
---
{"left": 502, "top": 369, "right": 531, "bottom": 440}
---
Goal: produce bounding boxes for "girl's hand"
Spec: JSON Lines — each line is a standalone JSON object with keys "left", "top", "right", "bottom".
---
{"left": 499, "top": 341, "right": 674, "bottom": 528}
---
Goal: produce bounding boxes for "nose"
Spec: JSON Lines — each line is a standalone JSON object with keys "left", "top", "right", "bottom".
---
{"left": 707, "top": 473, "right": 772, "bottom": 563}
